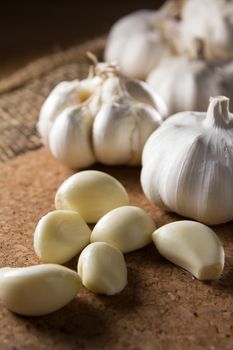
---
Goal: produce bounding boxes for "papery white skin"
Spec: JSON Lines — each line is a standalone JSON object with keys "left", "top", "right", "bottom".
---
{"left": 147, "top": 54, "right": 233, "bottom": 115}
{"left": 175, "top": 0, "right": 233, "bottom": 61}
{"left": 152, "top": 220, "right": 225, "bottom": 280}
{"left": 141, "top": 96, "right": 233, "bottom": 225}
{"left": 38, "top": 60, "right": 166, "bottom": 168}
{"left": 78, "top": 242, "right": 127, "bottom": 295}
{"left": 93, "top": 96, "right": 163, "bottom": 165}
{"left": 0, "top": 264, "right": 82, "bottom": 316}
{"left": 49, "top": 105, "right": 95, "bottom": 169}
{"left": 38, "top": 76, "right": 101, "bottom": 143}
{"left": 104, "top": 1, "right": 183, "bottom": 79}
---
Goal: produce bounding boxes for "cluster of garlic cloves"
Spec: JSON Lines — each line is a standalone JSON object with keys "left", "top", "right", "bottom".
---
{"left": 38, "top": 59, "right": 166, "bottom": 169}
{"left": 141, "top": 96, "right": 233, "bottom": 225}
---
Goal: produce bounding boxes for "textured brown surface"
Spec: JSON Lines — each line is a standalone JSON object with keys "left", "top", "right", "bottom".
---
{"left": 0, "top": 35, "right": 233, "bottom": 350}
{"left": 0, "top": 147, "right": 233, "bottom": 350}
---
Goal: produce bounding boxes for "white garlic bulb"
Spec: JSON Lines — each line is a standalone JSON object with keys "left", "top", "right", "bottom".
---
{"left": 141, "top": 96, "right": 233, "bottom": 225}
{"left": 38, "top": 60, "right": 166, "bottom": 168}
{"left": 147, "top": 46, "right": 233, "bottom": 115}
{"left": 176, "top": 0, "right": 233, "bottom": 62}
{"left": 104, "top": 1, "right": 183, "bottom": 79}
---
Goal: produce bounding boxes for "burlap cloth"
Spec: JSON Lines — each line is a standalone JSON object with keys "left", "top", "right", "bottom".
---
{"left": 0, "top": 37, "right": 105, "bottom": 163}
{"left": 0, "top": 37, "right": 233, "bottom": 350}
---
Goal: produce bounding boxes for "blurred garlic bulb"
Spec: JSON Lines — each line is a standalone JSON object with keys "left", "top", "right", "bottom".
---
{"left": 147, "top": 40, "right": 233, "bottom": 114}
{"left": 38, "top": 59, "right": 166, "bottom": 168}
{"left": 104, "top": 1, "right": 183, "bottom": 79}
{"left": 176, "top": 0, "right": 233, "bottom": 61}
{"left": 141, "top": 96, "right": 233, "bottom": 225}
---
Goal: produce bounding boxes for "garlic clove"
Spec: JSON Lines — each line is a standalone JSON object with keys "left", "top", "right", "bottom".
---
{"left": 37, "top": 80, "right": 81, "bottom": 143}
{"left": 34, "top": 210, "right": 91, "bottom": 264}
{"left": 125, "top": 79, "right": 168, "bottom": 119}
{"left": 55, "top": 170, "right": 129, "bottom": 223}
{"left": 49, "top": 105, "right": 96, "bottom": 169}
{"left": 93, "top": 97, "right": 163, "bottom": 165}
{"left": 77, "top": 242, "right": 127, "bottom": 295}
{"left": 0, "top": 264, "right": 82, "bottom": 316}
{"left": 38, "top": 77, "right": 101, "bottom": 144}
{"left": 152, "top": 220, "right": 225, "bottom": 280}
{"left": 91, "top": 206, "right": 156, "bottom": 253}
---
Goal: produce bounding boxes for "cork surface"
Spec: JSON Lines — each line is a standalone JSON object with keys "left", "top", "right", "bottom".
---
{"left": 0, "top": 147, "right": 233, "bottom": 350}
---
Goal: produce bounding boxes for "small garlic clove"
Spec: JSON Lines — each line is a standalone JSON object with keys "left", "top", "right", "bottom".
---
{"left": 152, "top": 220, "right": 225, "bottom": 280}
{"left": 93, "top": 97, "right": 163, "bottom": 165}
{"left": 38, "top": 77, "right": 101, "bottom": 144}
{"left": 77, "top": 242, "right": 127, "bottom": 295}
{"left": 34, "top": 210, "right": 91, "bottom": 264}
{"left": 91, "top": 206, "right": 156, "bottom": 253}
{"left": 55, "top": 170, "right": 129, "bottom": 223}
{"left": 49, "top": 105, "right": 96, "bottom": 169}
{"left": 125, "top": 79, "right": 168, "bottom": 118}
{"left": 0, "top": 264, "right": 82, "bottom": 316}
{"left": 37, "top": 80, "right": 81, "bottom": 143}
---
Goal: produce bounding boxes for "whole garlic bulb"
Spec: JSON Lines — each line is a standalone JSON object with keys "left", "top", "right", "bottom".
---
{"left": 104, "top": 1, "right": 183, "bottom": 79}
{"left": 141, "top": 96, "right": 233, "bottom": 225}
{"left": 38, "top": 60, "right": 166, "bottom": 168}
{"left": 147, "top": 47, "right": 233, "bottom": 114}
{"left": 176, "top": 0, "right": 233, "bottom": 61}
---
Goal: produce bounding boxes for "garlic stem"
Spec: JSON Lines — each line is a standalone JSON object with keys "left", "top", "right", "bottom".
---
{"left": 203, "top": 96, "right": 230, "bottom": 129}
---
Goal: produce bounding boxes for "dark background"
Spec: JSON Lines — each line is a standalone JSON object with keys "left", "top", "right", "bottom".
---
{"left": 0, "top": 0, "right": 164, "bottom": 78}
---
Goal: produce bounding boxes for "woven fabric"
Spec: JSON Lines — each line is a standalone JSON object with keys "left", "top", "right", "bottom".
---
{"left": 0, "top": 37, "right": 105, "bottom": 162}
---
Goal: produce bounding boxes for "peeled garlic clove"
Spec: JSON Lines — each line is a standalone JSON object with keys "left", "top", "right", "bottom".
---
{"left": 91, "top": 206, "right": 156, "bottom": 253}
{"left": 55, "top": 170, "right": 129, "bottom": 223}
{"left": 93, "top": 97, "right": 163, "bottom": 165}
{"left": 0, "top": 264, "right": 82, "bottom": 316}
{"left": 152, "top": 220, "right": 225, "bottom": 280}
{"left": 34, "top": 210, "right": 91, "bottom": 264}
{"left": 49, "top": 105, "right": 96, "bottom": 169}
{"left": 38, "top": 80, "right": 81, "bottom": 143}
{"left": 78, "top": 242, "right": 127, "bottom": 295}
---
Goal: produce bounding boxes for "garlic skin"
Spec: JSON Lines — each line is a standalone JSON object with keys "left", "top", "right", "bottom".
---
{"left": 0, "top": 264, "right": 82, "bottom": 316}
{"left": 78, "top": 242, "right": 127, "bottom": 295}
{"left": 38, "top": 60, "right": 166, "bottom": 168}
{"left": 152, "top": 221, "right": 224, "bottom": 280}
{"left": 93, "top": 96, "right": 163, "bottom": 165}
{"left": 176, "top": 0, "right": 233, "bottom": 62}
{"left": 34, "top": 210, "right": 91, "bottom": 264}
{"left": 91, "top": 206, "right": 156, "bottom": 253}
{"left": 104, "top": 1, "right": 184, "bottom": 80}
{"left": 55, "top": 170, "right": 129, "bottom": 223}
{"left": 49, "top": 105, "right": 95, "bottom": 169}
{"left": 38, "top": 76, "right": 101, "bottom": 143}
{"left": 147, "top": 54, "right": 233, "bottom": 115}
{"left": 141, "top": 96, "right": 233, "bottom": 225}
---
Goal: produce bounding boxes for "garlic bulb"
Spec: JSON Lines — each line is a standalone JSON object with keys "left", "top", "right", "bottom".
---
{"left": 104, "top": 1, "right": 183, "bottom": 79}
{"left": 38, "top": 60, "right": 166, "bottom": 168}
{"left": 147, "top": 47, "right": 233, "bottom": 114}
{"left": 176, "top": 0, "right": 233, "bottom": 62}
{"left": 141, "top": 96, "right": 233, "bottom": 225}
